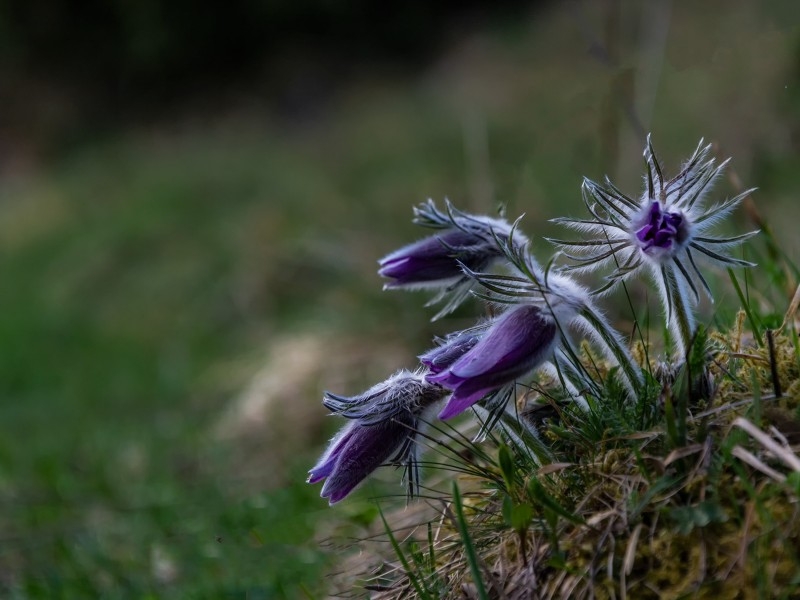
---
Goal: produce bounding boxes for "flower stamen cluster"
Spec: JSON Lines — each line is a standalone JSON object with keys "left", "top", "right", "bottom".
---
{"left": 634, "top": 201, "right": 690, "bottom": 256}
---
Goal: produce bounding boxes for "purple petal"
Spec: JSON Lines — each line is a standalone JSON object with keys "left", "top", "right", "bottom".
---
{"left": 380, "top": 230, "right": 478, "bottom": 265}
{"left": 653, "top": 230, "right": 673, "bottom": 249}
{"left": 308, "top": 424, "right": 356, "bottom": 484}
{"left": 419, "top": 334, "right": 480, "bottom": 374}
{"left": 636, "top": 224, "right": 654, "bottom": 243}
{"left": 448, "top": 305, "right": 555, "bottom": 379}
{"left": 308, "top": 463, "right": 334, "bottom": 485}
{"left": 426, "top": 369, "right": 466, "bottom": 388}
{"left": 665, "top": 212, "right": 683, "bottom": 228}
{"left": 379, "top": 254, "right": 463, "bottom": 285}
{"left": 438, "top": 385, "right": 497, "bottom": 419}
{"left": 435, "top": 364, "right": 528, "bottom": 419}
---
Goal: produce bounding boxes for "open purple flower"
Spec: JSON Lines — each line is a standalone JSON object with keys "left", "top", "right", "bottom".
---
{"left": 549, "top": 135, "right": 757, "bottom": 356}
{"left": 427, "top": 304, "right": 558, "bottom": 420}
{"left": 550, "top": 136, "right": 756, "bottom": 286}
{"left": 309, "top": 370, "right": 447, "bottom": 504}
{"left": 379, "top": 200, "right": 525, "bottom": 319}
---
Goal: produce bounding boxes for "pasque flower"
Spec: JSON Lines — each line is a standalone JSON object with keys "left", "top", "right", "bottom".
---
{"left": 379, "top": 199, "right": 526, "bottom": 319}
{"left": 310, "top": 135, "right": 759, "bottom": 507}
{"left": 308, "top": 370, "right": 447, "bottom": 504}
{"left": 549, "top": 135, "right": 757, "bottom": 355}
{"left": 427, "top": 304, "right": 558, "bottom": 420}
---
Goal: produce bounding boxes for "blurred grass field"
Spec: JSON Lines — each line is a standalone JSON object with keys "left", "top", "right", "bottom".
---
{"left": 0, "top": 1, "right": 798, "bottom": 597}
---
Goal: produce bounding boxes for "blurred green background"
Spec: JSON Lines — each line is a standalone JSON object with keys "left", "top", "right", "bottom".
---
{"left": 0, "top": 0, "right": 798, "bottom": 597}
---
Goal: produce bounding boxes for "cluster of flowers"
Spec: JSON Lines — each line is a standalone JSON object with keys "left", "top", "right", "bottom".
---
{"left": 309, "top": 136, "right": 756, "bottom": 504}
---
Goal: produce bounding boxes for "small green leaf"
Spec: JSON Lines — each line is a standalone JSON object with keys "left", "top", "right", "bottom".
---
{"left": 379, "top": 506, "right": 431, "bottom": 599}
{"left": 664, "top": 392, "right": 679, "bottom": 447}
{"left": 630, "top": 475, "right": 679, "bottom": 519}
{"left": 510, "top": 503, "right": 534, "bottom": 531}
{"left": 451, "top": 482, "right": 489, "bottom": 600}
{"left": 502, "top": 494, "right": 514, "bottom": 526}
{"left": 728, "top": 267, "right": 763, "bottom": 346}
{"left": 502, "top": 494, "right": 533, "bottom": 531}
{"left": 547, "top": 552, "right": 568, "bottom": 569}
{"left": 785, "top": 472, "right": 800, "bottom": 496}
{"left": 498, "top": 444, "right": 516, "bottom": 492}
{"left": 669, "top": 501, "right": 728, "bottom": 535}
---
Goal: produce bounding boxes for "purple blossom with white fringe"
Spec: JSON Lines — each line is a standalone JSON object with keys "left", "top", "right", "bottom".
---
{"left": 549, "top": 135, "right": 757, "bottom": 356}
{"left": 379, "top": 199, "right": 526, "bottom": 319}
{"left": 308, "top": 370, "right": 447, "bottom": 504}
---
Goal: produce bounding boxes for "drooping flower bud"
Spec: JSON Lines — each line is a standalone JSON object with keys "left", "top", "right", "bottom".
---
{"left": 379, "top": 200, "right": 526, "bottom": 319}
{"left": 428, "top": 305, "right": 557, "bottom": 420}
{"left": 308, "top": 370, "right": 447, "bottom": 504}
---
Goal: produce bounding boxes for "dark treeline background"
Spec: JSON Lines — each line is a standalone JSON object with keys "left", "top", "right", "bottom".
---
{"left": 0, "top": 1, "right": 543, "bottom": 154}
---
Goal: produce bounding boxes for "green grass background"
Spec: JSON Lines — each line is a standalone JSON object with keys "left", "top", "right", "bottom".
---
{"left": 0, "top": 1, "right": 798, "bottom": 597}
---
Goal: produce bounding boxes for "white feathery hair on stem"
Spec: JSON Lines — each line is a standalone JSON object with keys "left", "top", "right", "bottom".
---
{"left": 464, "top": 227, "right": 643, "bottom": 399}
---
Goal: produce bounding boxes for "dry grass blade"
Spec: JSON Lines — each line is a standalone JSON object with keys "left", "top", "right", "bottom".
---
{"left": 623, "top": 522, "right": 643, "bottom": 577}
{"left": 731, "top": 445, "right": 787, "bottom": 483}
{"left": 693, "top": 395, "right": 778, "bottom": 420}
{"left": 777, "top": 283, "right": 800, "bottom": 335}
{"left": 536, "top": 462, "right": 576, "bottom": 476}
{"left": 732, "top": 417, "right": 800, "bottom": 472}
{"left": 663, "top": 443, "right": 704, "bottom": 466}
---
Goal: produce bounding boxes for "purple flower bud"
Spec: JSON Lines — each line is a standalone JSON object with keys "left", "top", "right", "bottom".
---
{"left": 309, "top": 370, "right": 447, "bottom": 503}
{"left": 428, "top": 304, "right": 557, "bottom": 420}
{"left": 310, "top": 415, "right": 415, "bottom": 504}
{"left": 379, "top": 229, "right": 493, "bottom": 288}
{"left": 378, "top": 200, "right": 526, "bottom": 319}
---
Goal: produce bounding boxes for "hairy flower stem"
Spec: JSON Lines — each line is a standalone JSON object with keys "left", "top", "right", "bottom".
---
{"left": 547, "top": 352, "right": 593, "bottom": 408}
{"left": 658, "top": 266, "right": 694, "bottom": 358}
{"left": 578, "top": 303, "right": 643, "bottom": 395}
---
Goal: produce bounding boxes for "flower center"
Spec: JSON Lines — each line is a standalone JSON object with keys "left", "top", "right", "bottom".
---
{"left": 635, "top": 202, "right": 689, "bottom": 256}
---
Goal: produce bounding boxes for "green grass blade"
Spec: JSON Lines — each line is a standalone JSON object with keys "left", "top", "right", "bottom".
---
{"left": 379, "top": 505, "right": 432, "bottom": 599}
{"left": 728, "top": 267, "right": 763, "bottom": 346}
{"left": 451, "top": 482, "right": 490, "bottom": 600}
